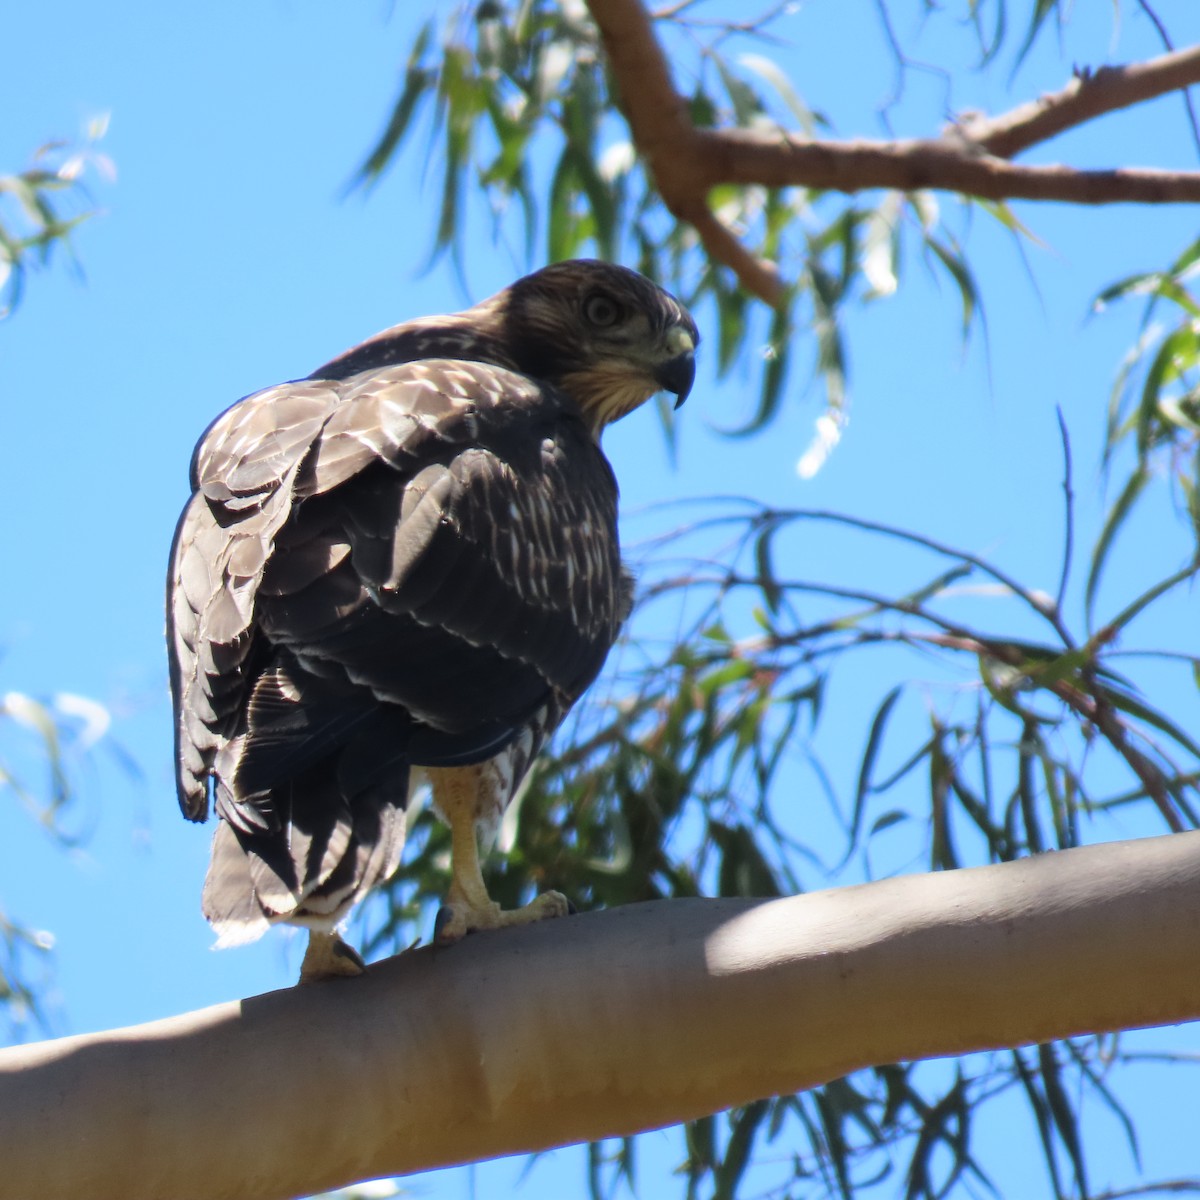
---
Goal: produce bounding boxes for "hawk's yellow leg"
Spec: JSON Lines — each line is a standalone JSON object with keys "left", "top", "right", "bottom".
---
{"left": 429, "top": 765, "right": 570, "bottom": 946}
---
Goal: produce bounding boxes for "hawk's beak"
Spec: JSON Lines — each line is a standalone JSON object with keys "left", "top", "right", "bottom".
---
{"left": 656, "top": 326, "right": 697, "bottom": 409}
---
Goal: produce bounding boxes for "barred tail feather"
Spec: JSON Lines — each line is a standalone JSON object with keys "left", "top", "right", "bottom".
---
{"left": 201, "top": 763, "right": 410, "bottom": 944}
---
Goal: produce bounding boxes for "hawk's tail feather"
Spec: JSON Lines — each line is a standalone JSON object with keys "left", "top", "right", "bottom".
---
{"left": 203, "top": 822, "right": 271, "bottom": 947}
{"left": 202, "top": 758, "right": 410, "bottom": 941}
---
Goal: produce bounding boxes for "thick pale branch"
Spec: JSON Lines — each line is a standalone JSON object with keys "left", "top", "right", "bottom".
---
{"left": 2, "top": 831, "right": 1199, "bottom": 1200}
{"left": 585, "top": 0, "right": 1200, "bottom": 303}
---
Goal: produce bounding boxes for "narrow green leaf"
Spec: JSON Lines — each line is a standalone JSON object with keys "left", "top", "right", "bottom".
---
{"left": 971, "top": 0, "right": 1007, "bottom": 65}
{"left": 697, "top": 658, "right": 755, "bottom": 696}
{"left": 1011, "top": 0, "right": 1061, "bottom": 75}
{"left": 738, "top": 53, "right": 815, "bottom": 131}
{"left": 1097, "top": 682, "right": 1200, "bottom": 760}
{"left": 712, "top": 53, "right": 765, "bottom": 128}
{"left": 1100, "top": 560, "right": 1199, "bottom": 642}
{"left": 926, "top": 235, "right": 979, "bottom": 337}
{"left": 1017, "top": 722, "right": 1046, "bottom": 854}
{"left": 688, "top": 86, "right": 718, "bottom": 129}
{"left": 712, "top": 823, "right": 783, "bottom": 898}
{"left": 1085, "top": 467, "right": 1149, "bottom": 623}
{"left": 849, "top": 686, "right": 903, "bottom": 849}
{"left": 812, "top": 1088, "right": 855, "bottom": 1200}
{"left": 546, "top": 148, "right": 579, "bottom": 263}
{"left": 868, "top": 809, "right": 908, "bottom": 835}
{"left": 1136, "top": 325, "right": 1196, "bottom": 455}
{"left": 1038, "top": 1043, "right": 1089, "bottom": 1196}
{"left": 718, "top": 296, "right": 794, "bottom": 436}
{"left": 1011, "top": 1048, "right": 1068, "bottom": 1200}
{"left": 753, "top": 522, "right": 783, "bottom": 615}
{"left": 574, "top": 149, "right": 618, "bottom": 261}
{"left": 353, "top": 20, "right": 435, "bottom": 186}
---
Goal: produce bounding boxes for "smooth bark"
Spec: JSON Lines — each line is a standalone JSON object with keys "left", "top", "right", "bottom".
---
{"left": 2, "top": 830, "right": 1198, "bottom": 1200}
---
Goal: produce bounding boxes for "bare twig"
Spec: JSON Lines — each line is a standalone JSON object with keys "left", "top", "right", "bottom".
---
{"left": 953, "top": 44, "right": 1200, "bottom": 159}
{"left": 1093, "top": 1180, "right": 1200, "bottom": 1200}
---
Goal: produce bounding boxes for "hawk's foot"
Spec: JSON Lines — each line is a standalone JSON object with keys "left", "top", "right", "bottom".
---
{"left": 298, "top": 930, "right": 367, "bottom": 984}
{"left": 433, "top": 890, "right": 571, "bottom": 947}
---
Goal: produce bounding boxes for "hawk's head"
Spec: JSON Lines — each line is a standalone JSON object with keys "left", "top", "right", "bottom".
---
{"left": 482, "top": 260, "right": 699, "bottom": 434}
{"left": 312, "top": 260, "right": 699, "bottom": 435}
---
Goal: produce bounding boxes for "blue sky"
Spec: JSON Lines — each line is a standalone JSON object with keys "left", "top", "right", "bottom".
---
{"left": 2, "top": 2, "right": 1199, "bottom": 1197}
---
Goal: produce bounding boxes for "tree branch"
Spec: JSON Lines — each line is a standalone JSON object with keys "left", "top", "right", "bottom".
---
{"left": 585, "top": 0, "right": 1200, "bottom": 304}
{"left": 957, "top": 44, "right": 1200, "bottom": 160}
{"left": 3, "top": 831, "right": 1199, "bottom": 1200}
{"left": 695, "top": 128, "right": 1200, "bottom": 204}
{"left": 587, "top": 0, "right": 786, "bottom": 304}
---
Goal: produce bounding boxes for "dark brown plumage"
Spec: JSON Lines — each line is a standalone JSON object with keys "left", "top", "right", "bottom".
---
{"left": 167, "top": 260, "right": 698, "bottom": 978}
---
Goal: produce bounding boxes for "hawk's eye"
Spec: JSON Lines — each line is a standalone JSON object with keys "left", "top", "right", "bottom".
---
{"left": 583, "top": 292, "right": 621, "bottom": 328}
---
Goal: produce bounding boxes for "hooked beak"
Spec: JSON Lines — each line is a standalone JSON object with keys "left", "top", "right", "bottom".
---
{"left": 655, "top": 325, "right": 697, "bottom": 409}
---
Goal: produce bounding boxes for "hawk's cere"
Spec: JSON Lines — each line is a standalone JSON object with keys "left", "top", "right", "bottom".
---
{"left": 167, "top": 260, "right": 699, "bottom": 981}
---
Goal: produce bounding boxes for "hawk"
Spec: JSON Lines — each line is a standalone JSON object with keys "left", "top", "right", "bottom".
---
{"left": 168, "top": 260, "right": 698, "bottom": 981}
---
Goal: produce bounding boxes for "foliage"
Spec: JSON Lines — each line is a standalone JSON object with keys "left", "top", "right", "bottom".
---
{"left": 352, "top": 0, "right": 998, "bottom": 453}
{"left": 359, "top": 487, "right": 1198, "bottom": 1197}
{"left": 7, "top": 2, "right": 1198, "bottom": 1197}
{"left": 1094, "top": 234, "right": 1200, "bottom": 611}
{"left": 1, "top": 120, "right": 112, "bottom": 1040}
{"left": 0, "top": 117, "right": 111, "bottom": 321}
{"left": 343, "top": 3, "right": 1200, "bottom": 1199}
{"left": 0, "top": 690, "right": 112, "bottom": 1039}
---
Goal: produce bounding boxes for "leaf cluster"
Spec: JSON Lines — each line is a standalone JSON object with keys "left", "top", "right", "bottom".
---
{"left": 353, "top": 1, "right": 995, "bottom": 443}
{"left": 358, "top": 480, "right": 1198, "bottom": 1197}
{"left": 0, "top": 119, "right": 110, "bottom": 321}
{"left": 340, "top": 4, "right": 1200, "bottom": 1198}
{"left": 1095, "top": 235, "right": 1200, "bottom": 612}
{"left": 0, "top": 689, "right": 113, "bottom": 1040}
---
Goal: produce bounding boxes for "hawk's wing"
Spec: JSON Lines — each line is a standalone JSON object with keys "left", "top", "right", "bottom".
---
{"left": 168, "top": 382, "right": 338, "bottom": 821}
{"left": 168, "top": 359, "right": 626, "bottom": 830}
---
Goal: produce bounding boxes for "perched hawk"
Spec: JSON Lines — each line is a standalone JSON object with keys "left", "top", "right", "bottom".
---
{"left": 168, "top": 260, "right": 698, "bottom": 981}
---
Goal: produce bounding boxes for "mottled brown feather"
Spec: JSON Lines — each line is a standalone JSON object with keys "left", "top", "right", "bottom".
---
{"left": 167, "top": 259, "right": 697, "bottom": 943}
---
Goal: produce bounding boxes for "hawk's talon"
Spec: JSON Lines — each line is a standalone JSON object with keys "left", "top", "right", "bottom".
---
{"left": 298, "top": 931, "right": 366, "bottom": 984}
{"left": 433, "top": 890, "right": 570, "bottom": 947}
{"left": 432, "top": 904, "right": 457, "bottom": 946}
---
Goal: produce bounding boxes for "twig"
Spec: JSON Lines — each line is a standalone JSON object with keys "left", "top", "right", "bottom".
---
{"left": 1092, "top": 1179, "right": 1200, "bottom": 1200}
{"left": 954, "top": 44, "right": 1200, "bottom": 159}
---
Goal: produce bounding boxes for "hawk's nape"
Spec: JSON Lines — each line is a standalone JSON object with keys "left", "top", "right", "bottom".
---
{"left": 167, "top": 260, "right": 699, "bottom": 981}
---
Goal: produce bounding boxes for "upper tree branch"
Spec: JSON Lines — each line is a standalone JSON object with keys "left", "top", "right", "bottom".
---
{"left": 586, "top": 0, "right": 1200, "bottom": 304}
{"left": 698, "top": 130, "right": 1200, "bottom": 204}
{"left": 2, "top": 831, "right": 1199, "bottom": 1200}
{"left": 958, "top": 43, "right": 1200, "bottom": 159}
{"left": 588, "top": 0, "right": 787, "bottom": 303}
